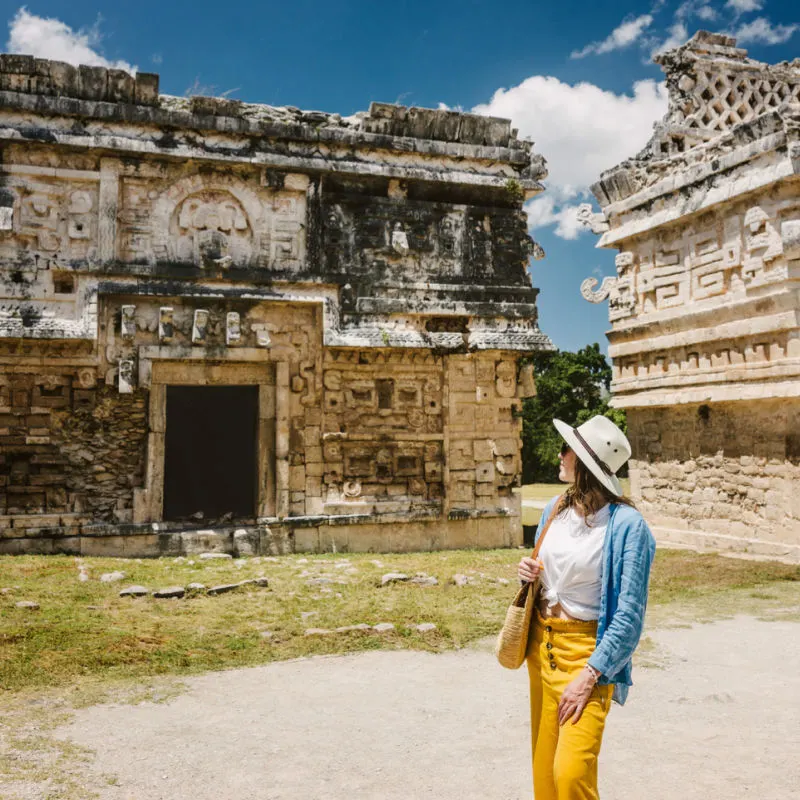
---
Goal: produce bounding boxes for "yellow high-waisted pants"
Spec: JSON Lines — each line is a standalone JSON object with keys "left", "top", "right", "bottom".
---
{"left": 526, "top": 612, "right": 613, "bottom": 800}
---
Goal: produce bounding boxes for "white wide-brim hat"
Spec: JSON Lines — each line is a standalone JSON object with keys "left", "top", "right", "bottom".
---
{"left": 553, "top": 415, "right": 631, "bottom": 497}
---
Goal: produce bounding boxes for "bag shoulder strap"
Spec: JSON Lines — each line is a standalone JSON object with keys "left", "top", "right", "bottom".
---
{"left": 531, "top": 496, "right": 562, "bottom": 561}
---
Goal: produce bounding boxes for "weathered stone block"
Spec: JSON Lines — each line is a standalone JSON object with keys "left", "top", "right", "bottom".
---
{"left": 77, "top": 65, "right": 108, "bottom": 100}
{"left": 134, "top": 72, "right": 159, "bottom": 105}
{"left": 181, "top": 530, "right": 232, "bottom": 555}
{"left": 107, "top": 69, "right": 135, "bottom": 103}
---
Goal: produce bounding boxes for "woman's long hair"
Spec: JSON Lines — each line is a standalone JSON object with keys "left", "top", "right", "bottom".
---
{"left": 556, "top": 456, "right": 636, "bottom": 521}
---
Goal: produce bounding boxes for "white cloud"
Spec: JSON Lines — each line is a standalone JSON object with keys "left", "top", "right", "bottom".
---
{"left": 650, "top": 21, "right": 689, "bottom": 57}
{"left": 6, "top": 9, "right": 136, "bottom": 73}
{"left": 571, "top": 14, "right": 653, "bottom": 59}
{"left": 725, "top": 0, "right": 764, "bottom": 13}
{"left": 525, "top": 195, "right": 587, "bottom": 241}
{"left": 735, "top": 17, "right": 798, "bottom": 44}
{"left": 696, "top": 5, "right": 719, "bottom": 21}
{"left": 472, "top": 76, "right": 668, "bottom": 239}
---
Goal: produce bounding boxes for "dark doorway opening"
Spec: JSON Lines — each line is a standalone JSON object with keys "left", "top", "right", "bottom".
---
{"left": 163, "top": 385, "right": 258, "bottom": 522}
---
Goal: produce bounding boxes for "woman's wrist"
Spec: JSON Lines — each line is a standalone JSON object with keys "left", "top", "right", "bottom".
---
{"left": 583, "top": 663, "right": 601, "bottom": 685}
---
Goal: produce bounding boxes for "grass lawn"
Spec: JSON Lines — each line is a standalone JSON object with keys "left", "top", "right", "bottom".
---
{"left": 1, "top": 545, "right": 798, "bottom": 694}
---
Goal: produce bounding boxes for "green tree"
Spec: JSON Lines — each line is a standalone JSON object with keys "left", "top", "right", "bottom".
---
{"left": 521, "top": 344, "right": 627, "bottom": 483}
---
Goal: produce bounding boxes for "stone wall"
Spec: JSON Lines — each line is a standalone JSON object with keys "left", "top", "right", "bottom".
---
{"left": 0, "top": 371, "right": 146, "bottom": 521}
{"left": 628, "top": 400, "right": 800, "bottom": 556}
{"left": 0, "top": 55, "right": 551, "bottom": 555}
{"left": 581, "top": 30, "right": 800, "bottom": 560}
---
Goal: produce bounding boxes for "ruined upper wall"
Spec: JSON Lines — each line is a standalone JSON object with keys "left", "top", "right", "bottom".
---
{"left": 654, "top": 31, "right": 800, "bottom": 140}
{"left": 0, "top": 54, "right": 542, "bottom": 170}
{"left": 579, "top": 31, "right": 800, "bottom": 410}
{"left": 0, "top": 54, "right": 551, "bottom": 353}
{"left": 589, "top": 30, "right": 800, "bottom": 214}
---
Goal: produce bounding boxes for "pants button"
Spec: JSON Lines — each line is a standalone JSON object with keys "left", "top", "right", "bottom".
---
{"left": 546, "top": 643, "right": 553, "bottom": 650}
{"left": 550, "top": 661, "right": 557, "bottom": 670}
{"left": 545, "top": 626, "right": 552, "bottom": 632}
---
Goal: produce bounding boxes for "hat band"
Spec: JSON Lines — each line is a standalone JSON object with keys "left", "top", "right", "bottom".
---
{"left": 571, "top": 427, "right": 615, "bottom": 478}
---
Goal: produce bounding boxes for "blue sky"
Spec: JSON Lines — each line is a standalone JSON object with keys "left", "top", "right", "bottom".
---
{"left": 3, "top": 0, "right": 799, "bottom": 352}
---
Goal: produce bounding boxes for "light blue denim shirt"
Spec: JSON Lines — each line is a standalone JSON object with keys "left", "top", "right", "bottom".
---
{"left": 535, "top": 496, "right": 657, "bottom": 705}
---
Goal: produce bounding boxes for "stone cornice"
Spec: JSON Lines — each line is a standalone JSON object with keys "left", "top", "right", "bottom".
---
{"left": 0, "top": 89, "right": 543, "bottom": 180}
{"left": 596, "top": 124, "right": 798, "bottom": 246}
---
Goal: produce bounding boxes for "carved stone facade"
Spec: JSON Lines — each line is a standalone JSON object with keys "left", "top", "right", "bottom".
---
{"left": 583, "top": 31, "right": 800, "bottom": 560}
{"left": 0, "top": 54, "right": 551, "bottom": 555}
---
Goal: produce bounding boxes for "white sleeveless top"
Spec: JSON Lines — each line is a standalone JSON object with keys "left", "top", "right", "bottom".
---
{"left": 538, "top": 504, "right": 610, "bottom": 621}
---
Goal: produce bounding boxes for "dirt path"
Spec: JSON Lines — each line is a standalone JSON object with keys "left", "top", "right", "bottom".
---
{"left": 54, "top": 615, "right": 800, "bottom": 800}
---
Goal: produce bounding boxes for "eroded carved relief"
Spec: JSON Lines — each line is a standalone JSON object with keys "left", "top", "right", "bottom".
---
{"left": 174, "top": 191, "right": 251, "bottom": 268}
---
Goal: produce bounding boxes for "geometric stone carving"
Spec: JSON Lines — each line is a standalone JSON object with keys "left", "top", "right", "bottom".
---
{"left": 517, "top": 362, "right": 536, "bottom": 398}
{"left": 580, "top": 276, "right": 617, "bottom": 303}
{"left": 226, "top": 312, "right": 241, "bottom": 345}
{"left": 159, "top": 307, "right": 174, "bottom": 342}
{"left": 175, "top": 191, "right": 251, "bottom": 268}
{"left": 495, "top": 361, "right": 517, "bottom": 398}
{"left": 251, "top": 323, "right": 272, "bottom": 348}
{"left": 192, "top": 309, "right": 209, "bottom": 344}
{"left": 121, "top": 304, "right": 136, "bottom": 339}
{"left": 118, "top": 360, "right": 135, "bottom": 393}
{"left": 744, "top": 206, "right": 768, "bottom": 234}
{"left": 615, "top": 252, "right": 634, "bottom": 274}
{"left": 577, "top": 203, "right": 609, "bottom": 234}
{"left": 75, "top": 368, "right": 97, "bottom": 389}
{"left": 781, "top": 220, "right": 800, "bottom": 261}
{"left": 391, "top": 223, "right": 410, "bottom": 254}
{"left": 283, "top": 173, "right": 310, "bottom": 192}
{"left": 0, "top": 205, "right": 13, "bottom": 230}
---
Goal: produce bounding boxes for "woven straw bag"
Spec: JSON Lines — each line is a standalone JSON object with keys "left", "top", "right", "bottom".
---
{"left": 495, "top": 503, "right": 559, "bottom": 670}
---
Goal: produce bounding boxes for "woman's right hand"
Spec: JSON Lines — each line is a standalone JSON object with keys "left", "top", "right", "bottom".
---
{"left": 517, "top": 557, "right": 543, "bottom": 584}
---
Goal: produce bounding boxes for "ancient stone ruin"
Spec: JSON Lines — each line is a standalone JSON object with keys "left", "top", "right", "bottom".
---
{"left": 583, "top": 31, "right": 800, "bottom": 560}
{"left": 0, "top": 54, "right": 551, "bottom": 556}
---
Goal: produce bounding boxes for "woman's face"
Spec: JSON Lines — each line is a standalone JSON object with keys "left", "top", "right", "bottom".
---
{"left": 558, "top": 444, "right": 577, "bottom": 484}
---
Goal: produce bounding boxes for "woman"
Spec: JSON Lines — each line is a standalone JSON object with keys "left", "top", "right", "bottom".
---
{"left": 518, "top": 415, "right": 655, "bottom": 800}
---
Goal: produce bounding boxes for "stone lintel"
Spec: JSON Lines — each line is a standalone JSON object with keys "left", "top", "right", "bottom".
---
{"left": 611, "top": 378, "right": 800, "bottom": 408}
{"left": 608, "top": 309, "right": 800, "bottom": 358}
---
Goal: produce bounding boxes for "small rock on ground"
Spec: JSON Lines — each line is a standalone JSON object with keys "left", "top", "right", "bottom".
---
{"left": 186, "top": 583, "right": 207, "bottom": 592}
{"left": 119, "top": 586, "right": 149, "bottom": 598}
{"left": 15, "top": 600, "right": 39, "bottom": 610}
{"left": 100, "top": 571, "right": 126, "bottom": 583}
{"left": 153, "top": 587, "right": 185, "bottom": 599}
{"left": 410, "top": 575, "right": 438, "bottom": 587}
{"left": 414, "top": 623, "right": 437, "bottom": 632}
{"left": 199, "top": 553, "right": 232, "bottom": 560}
{"left": 300, "top": 611, "right": 319, "bottom": 620}
{"left": 335, "top": 624, "right": 372, "bottom": 633}
{"left": 373, "top": 623, "right": 395, "bottom": 633}
{"left": 451, "top": 574, "right": 473, "bottom": 587}
{"left": 304, "top": 628, "right": 332, "bottom": 636}
{"left": 381, "top": 573, "right": 410, "bottom": 586}
{"left": 207, "top": 583, "right": 241, "bottom": 596}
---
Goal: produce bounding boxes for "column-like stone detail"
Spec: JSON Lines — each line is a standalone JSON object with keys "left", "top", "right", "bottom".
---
{"left": 98, "top": 158, "right": 120, "bottom": 262}
{"left": 275, "top": 361, "right": 291, "bottom": 519}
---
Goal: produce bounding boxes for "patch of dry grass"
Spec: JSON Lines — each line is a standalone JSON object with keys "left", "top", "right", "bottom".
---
{"left": 1, "top": 547, "right": 798, "bottom": 694}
